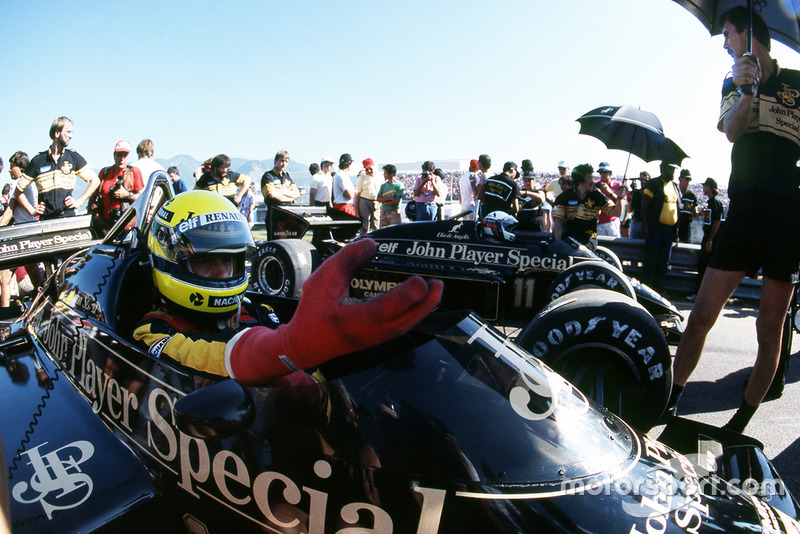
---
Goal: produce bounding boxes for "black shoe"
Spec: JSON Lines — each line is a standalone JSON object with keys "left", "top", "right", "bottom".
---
{"left": 764, "top": 383, "right": 784, "bottom": 401}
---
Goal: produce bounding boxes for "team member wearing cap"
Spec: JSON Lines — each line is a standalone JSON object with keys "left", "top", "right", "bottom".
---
{"left": 689, "top": 178, "right": 723, "bottom": 299}
{"left": 677, "top": 169, "right": 698, "bottom": 243}
{"left": 332, "top": 153, "right": 357, "bottom": 216}
{"left": 310, "top": 156, "right": 335, "bottom": 206}
{"left": 133, "top": 190, "right": 442, "bottom": 384}
{"left": 92, "top": 140, "right": 145, "bottom": 235}
{"left": 595, "top": 162, "right": 623, "bottom": 237}
{"left": 354, "top": 158, "right": 381, "bottom": 234}
{"left": 668, "top": 7, "right": 800, "bottom": 432}
{"left": 15, "top": 116, "right": 99, "bottom": 220}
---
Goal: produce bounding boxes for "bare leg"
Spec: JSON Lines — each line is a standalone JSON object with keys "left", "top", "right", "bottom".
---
{"left": 673, "top": 267, "right": 745, "bottom": 387}
{"left": 743, "top": 277, "right": 795, "bottom": 405}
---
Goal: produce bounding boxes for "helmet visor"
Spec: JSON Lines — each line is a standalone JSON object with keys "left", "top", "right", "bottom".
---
{"left": 155, "top": 210, "right": 255, "bottom": 263}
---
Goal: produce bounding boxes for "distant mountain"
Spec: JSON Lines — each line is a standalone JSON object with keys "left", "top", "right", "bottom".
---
{"left": 154, "top": 155, "right": 312, "bottom": 191}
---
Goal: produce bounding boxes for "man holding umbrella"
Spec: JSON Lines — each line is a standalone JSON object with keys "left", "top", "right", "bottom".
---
{"left": 667, "top": 7, "right": 800, "bottom": 432}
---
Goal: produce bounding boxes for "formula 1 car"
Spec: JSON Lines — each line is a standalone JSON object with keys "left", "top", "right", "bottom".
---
{"left": 0, "top": 174, "right": 799, "bottom": 533}
{"left": 0, "top": 175, "right": 799, "bottom": 533}
{"left": 250, "top": 207, "right": 683, "bottom": 430}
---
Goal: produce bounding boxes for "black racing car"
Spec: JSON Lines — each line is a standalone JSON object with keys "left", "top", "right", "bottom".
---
{"left": 250, "top": 207, "right": 683, "bottom": 430}
{"left": 1, "top": 174, "right": 799, "bottom": 533}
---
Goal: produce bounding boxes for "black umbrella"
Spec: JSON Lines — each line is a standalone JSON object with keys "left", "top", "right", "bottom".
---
{"left": 672, "top": 0, "right": 800, "bottom": 54}
{"left": 576, "top": 105, "right": 689, "bottom": 176}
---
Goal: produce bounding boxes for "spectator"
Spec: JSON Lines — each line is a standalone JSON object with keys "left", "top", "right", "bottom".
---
{"left": 433, "top": 168, "right": 449, "bottom": 220}
{"left": 131, "top": 139, "right": 166, "bottom": 185}
{"left": 167, "top": 166, "right": 187, "bottom": 194}
{"left": 544, "top": 160, "right": 570, "bottom": 206}
{"left": 92, "top": 140, "right": 145, "bottom": 236}
{"left": 310, "top": 156, "right": 334, "bottom": 206}
{"left": 354, "top": 158, "right": 381, "bottom": 233}
{"left": 478, "top": 161, "right": 520, "bottom": 219}
{"left": 677, "top": 169, "right": 698, "bottom": 243}
{"left": 413, "top": 161, "right": 445, "bottom": 221}
{"left": 1, "top": 151, "right": 41, "bottom": 307}
{"left": 688, "top": 177, "right": 723, "bottom": 300}
{"left": 332, "top": 153, "right": 357, "bottom": 216}
{"left": 15, "top": 116, "right": 99, "bottom": 220}
{"left": 0, "top": 184, "right": 9, "bottom": 213}
{"left": 196, "top": 154, "right": 251, "bottom": 206}
{"left": 239, "top": 183, "right": 256, "bottom": 228}
{"left": 553, "top": 163, "right": 624, "bottom": 249}
{"left": 458, "top": 159, "right": 481, "bottom": 220}
{"left": 596, "top": 162, "right": 623, "bottom": 237}
{"left": 641, "top": 162, "right": 680, "bottom": 293}
{"left": 628, "top": 171, "right": 650, "bottom": 239}
{"left": 376, "top": 164, "right": 404, "bottom": 227}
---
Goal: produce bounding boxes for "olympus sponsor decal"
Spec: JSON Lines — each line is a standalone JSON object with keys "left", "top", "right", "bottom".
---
{"left": 144, "top": 386, "right": 447, "bottom": 532}
{"left": 12, "top": 440, "right": 95, "bottom": 519}
{"left": 377, "top": 240, "right": 574, "bottom": 270}
{"left": 350, "top": 278, "right": 399, "bottom": 297}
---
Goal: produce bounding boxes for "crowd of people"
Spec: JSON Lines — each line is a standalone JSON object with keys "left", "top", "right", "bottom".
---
{"left": 0, "top": 115, "right": 731, "bottom": 310}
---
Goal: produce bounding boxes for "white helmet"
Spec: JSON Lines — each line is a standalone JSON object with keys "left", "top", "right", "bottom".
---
{"left": 481, "top": 211, "right": 518, "bottom": 242}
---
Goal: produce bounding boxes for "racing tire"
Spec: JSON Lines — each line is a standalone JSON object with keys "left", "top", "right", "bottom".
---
{"left": 515, "top": 288, "right": 672, "bottom": 431}
{"left": 548, "top": 260, "right": 635, "bottom": 302}
{"left": 593, "top": 245, "right": 623, "bottom": 271}
{"left": 251, "top": 239, "right": 320, "bottom": 298}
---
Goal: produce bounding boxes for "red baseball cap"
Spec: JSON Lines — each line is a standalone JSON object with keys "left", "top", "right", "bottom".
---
{"left": 114, "top": 140, "right": 132, "bottom": 153}
{"left": 362, "top": 158, "right": 374, "bottom": 169}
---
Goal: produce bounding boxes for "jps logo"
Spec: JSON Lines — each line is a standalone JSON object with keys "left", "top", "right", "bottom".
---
{"left": 778, "top": 83, "right": 800, "bottom": 107}
{"left": 12, "top": 440, "right": 95, "bottom": 519}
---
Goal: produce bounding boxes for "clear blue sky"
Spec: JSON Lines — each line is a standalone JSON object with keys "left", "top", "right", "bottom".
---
{"left": 1, "top": 0, "right": 798, "bottom": 187}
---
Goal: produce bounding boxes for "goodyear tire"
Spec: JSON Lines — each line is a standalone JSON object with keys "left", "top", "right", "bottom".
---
{"left": 594, "top": 245, "right": 623, "bottom": 271}
{"left": 548, "top": 260, "right": 635, "bottom": 302}
{"left": 251, "top": 240, "right": 320, "bottom": 298}
{"left": 515, "top": 288, "right": 671, "bottom": 431}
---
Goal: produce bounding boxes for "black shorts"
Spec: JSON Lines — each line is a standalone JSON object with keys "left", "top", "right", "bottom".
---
{"left": 709, "top": 194, "right": 800, "bottom": 283}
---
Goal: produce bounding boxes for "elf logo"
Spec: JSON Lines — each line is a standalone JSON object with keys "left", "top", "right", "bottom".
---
{"left": 189, "top": 292, "right": 205, "bottom": 306}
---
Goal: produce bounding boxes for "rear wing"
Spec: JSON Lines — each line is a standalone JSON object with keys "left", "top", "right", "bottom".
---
{"left": 0, "top": 216, "right": 99, "bottom": 269}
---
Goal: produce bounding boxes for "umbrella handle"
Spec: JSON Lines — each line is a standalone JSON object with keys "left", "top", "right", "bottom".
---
{"left": 741, "top": 0, "right": 755, "bottom": 95}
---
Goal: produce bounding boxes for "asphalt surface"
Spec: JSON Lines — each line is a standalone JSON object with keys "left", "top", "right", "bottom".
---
{"left": 648, "top": 298, "right": 800, "bottom": 497}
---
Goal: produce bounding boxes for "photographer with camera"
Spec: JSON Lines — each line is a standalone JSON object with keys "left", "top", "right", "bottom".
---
{"left": 91, "top": 140, "right": 144, "bottom": 235}
{"left": 413, "top": 161, "right": 446, "bottom": 221}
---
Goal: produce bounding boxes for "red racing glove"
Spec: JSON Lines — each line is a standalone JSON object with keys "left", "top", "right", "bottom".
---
{"left": 228, "top": 238, "right": 443, "bottom": 385}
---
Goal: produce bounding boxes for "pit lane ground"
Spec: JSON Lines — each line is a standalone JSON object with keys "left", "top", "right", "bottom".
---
{"left": 649, "top": 298, "right": 800, "bottom": 497}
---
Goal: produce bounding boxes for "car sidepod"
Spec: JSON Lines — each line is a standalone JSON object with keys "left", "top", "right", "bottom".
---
{"left": 0, "top": 326, "right": 157, "bottom": 534}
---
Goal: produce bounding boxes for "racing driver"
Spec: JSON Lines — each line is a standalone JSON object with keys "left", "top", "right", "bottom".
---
{"left": 133, "top": 190, "right": 443, "bottom": 385}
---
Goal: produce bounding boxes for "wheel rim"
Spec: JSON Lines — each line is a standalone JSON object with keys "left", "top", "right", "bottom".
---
{"left": 547, "top": 343, "right": 652, "bottom": 426}
{"left": 256, "top": 257, "right": 287, "bottom": 296}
